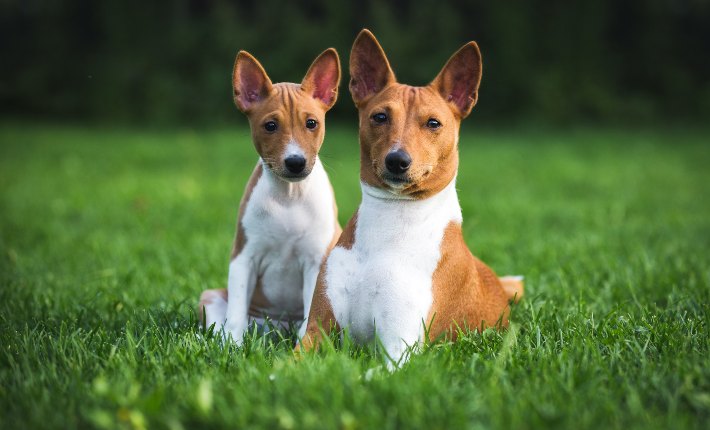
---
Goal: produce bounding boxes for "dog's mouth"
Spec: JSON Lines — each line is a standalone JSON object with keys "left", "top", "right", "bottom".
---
{"left": 278, "top": 171, "right": 310, "bottom": 182}
{"left": 263, "top": 160, "right": 313, "bottom": 182}
{"left": 380, "top": 168, "right": 433, "bottom": 192}
{"left": 381, "top": 173, "right": 413, "bottom": 189}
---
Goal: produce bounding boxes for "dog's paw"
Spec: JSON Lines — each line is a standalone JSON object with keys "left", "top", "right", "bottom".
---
{"left": 296, "top": 319, "right": 309, "bottom": 340}
{"left": 222, "top": 322, "right": 246, "bottom": 346}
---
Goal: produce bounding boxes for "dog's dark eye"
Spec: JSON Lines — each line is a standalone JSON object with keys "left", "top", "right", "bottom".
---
{"left": 372, "top": 112, "right": 388, "bottom": 124}
{"left": 305, "top": 119, "right": 318, "bottom": 130}
{"left": 426, "top": 118, "right": 441, "bottom": 129}
{"left": 264, "top": 121, "right": 278, "bottom": 132}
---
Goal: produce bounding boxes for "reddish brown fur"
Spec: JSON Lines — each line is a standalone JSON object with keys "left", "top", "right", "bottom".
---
{"left": 200, "top": 48, "right": 342, "bottom": 325}
{"left": 355, "top": 84, "right": 461, "bottom": 200}
{"left": 295, "top": 212, "right": 358, "bottom": 353}
{"left": 427, "top": 222, "right": 510, "bottom": 340}
{"left": 349, "top": 31, "right": 514, "bottom": 338}
{"left": 349, "top": 31, "right": 482, "bottom": 200}
{"left": 233, "top": 49, "right": 341, "bottom": 178}
{"left": 299, "top": 30, "right": 522, "bottom": 353}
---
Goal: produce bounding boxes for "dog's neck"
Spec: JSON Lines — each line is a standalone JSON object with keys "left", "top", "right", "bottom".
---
{"left": 352, "top": 177, "right": 462, "bottom": 259}
{"left": 260, "top": 157, "right": 323, "bottom": 200}
{"left": 359, "top": 177, "right": 463, "bottom": 224}
{"left": 360, "top": 183, "right": 417, "bottom": 201}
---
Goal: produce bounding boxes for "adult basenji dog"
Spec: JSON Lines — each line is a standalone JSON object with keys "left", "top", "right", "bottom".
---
{"left": 199, "top": 48, "right": 342, "bottom": 344}
{"left": 297, "top": 30, "right": 523, "bottom": 366}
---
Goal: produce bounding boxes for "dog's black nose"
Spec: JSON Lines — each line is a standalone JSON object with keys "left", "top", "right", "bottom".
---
{"left": 385, "top": 150, "right": 412, "bottom": 174}
{"left": 284, "top": 155, "right": 306, "bottom": 174}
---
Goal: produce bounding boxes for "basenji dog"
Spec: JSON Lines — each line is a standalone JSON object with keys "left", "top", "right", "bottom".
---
{"left": 199, "top": 48, "right": 342, "bottom": 344}
{"left": 297, "top": 30, "right": 523, "bottom": 366}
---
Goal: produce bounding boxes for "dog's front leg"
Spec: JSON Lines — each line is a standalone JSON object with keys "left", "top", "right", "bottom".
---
{"left": 297, "top": 262, "right": 321, "bottom": 339}
{"left": 380, "top": 335, "right": 419, "bottom": 370}
{"left": 223, "top": 254, "right": 256, "bottom": 345}
{"left": 379, "top": 318, "right": 425, "bottom": 370}
{"left": 294, "top": 271, "right": 339, "bottom": 354}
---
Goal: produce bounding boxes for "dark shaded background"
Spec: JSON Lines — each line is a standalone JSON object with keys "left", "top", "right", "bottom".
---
{"left": 2, "top": 0, "right": 709, "bottom": 125}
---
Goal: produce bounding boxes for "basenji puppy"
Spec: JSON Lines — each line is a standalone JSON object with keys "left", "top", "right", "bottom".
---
{"left": 297, "top": 30, "right": 523, "bottom": 366}
{"left": 199, "top": 48, "right": 342, "bottom": 344}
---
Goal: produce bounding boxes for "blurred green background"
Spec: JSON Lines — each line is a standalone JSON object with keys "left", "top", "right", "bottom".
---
{"left": 3, "top": 0, "right": 710, "bottom": 125}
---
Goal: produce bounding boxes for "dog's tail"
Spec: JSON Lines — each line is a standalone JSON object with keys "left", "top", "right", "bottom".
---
{"left": 499, "top": 276, "right": 524, "bottom": 303}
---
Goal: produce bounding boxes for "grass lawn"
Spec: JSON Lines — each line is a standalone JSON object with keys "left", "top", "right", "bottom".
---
{"left": 1, "top": 122, "right": 708, "bottom": 429}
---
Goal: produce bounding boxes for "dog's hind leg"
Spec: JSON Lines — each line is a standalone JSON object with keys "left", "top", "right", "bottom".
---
{"left": 199, "top": 288, "right": 228, "bottom": 330}
{"left": 499, "top": 276, "right": 524, "bottom": 303}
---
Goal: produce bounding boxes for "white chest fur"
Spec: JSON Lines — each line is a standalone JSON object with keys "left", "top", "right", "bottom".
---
{"left": 238, "top": 157, "right": 336, "bottom": 319}
{"left": 212, "top": 157, "right": 336, "bottom": 344}
{"left": 323, "top": 179, "right": 462, "bottom": 362}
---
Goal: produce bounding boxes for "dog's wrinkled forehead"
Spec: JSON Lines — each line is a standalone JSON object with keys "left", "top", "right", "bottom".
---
{"left": 248, "top": 83, "right": 327, "bottom": 124}
{"left": 349, "top": 29, "right": 482, "bottom": 119}
{"left": 245, "top": 83, "right": 329, "bottom": 180}
{"left": 233, "top": 47, "right": 341, "bottom": 118}
{"left": 364, "top": 84, "right": 456, "bottom": 120}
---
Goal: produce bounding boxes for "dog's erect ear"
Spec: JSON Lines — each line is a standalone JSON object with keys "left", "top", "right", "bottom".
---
{"left": 232, "top": 51, "right": 273, "bottom": 113}
{"left": 431, "top": 42, "right": 482, "bottom": 118}
{"left": 349, "top": 29, "right": 396, "bottom": 106}
{"left": 301, "top": 48, "right": 341, "bottom": 110}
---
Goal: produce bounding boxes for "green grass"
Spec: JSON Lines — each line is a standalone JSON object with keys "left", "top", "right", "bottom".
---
{"left": 1, "top": 122, "right": 709, "bottom": 429}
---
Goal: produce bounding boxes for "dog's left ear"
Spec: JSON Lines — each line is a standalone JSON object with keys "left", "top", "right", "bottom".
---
{"left": 301, "top": 48, "right": 341, "bottom": 110}
{"left": 431, "top": 42, "right": 482, "bottom": 119}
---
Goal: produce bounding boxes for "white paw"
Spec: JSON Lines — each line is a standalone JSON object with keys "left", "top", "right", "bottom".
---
{"left": 222, "top": 322, "right": 246, "bottom": 346}
{"left": 386, "top": 358, "right": 402, "bottom": 372}
{"left": 297, "top": 319, "right": 308, "bottom": 340}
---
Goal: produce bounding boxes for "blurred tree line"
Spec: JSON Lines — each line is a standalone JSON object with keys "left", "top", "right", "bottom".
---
{"left": 2, "top": 0, "right": 709, "bottom": 125}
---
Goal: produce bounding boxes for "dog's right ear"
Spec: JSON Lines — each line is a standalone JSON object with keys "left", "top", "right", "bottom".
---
{"left": 232, "top": 51, "right": 273, "bottom": 113}
{"left": 301, "top": 48, "right": 341, "bottom": 110}
{"left": 349, "top": 29, "right": 396, "bottom": 106}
